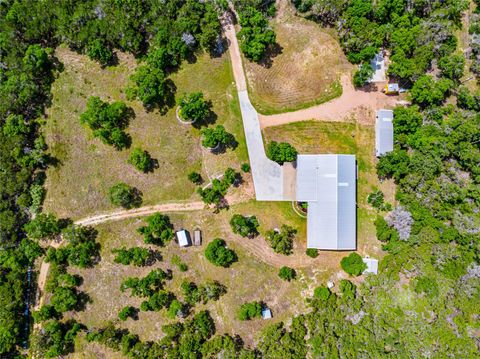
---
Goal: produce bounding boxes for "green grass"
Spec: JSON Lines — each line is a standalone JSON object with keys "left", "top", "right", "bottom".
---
{"left": 43, "top": 46, "right": 246, "bottom": 220}
{"left": 263, "top": 120, "right": 395, "bottom": 255}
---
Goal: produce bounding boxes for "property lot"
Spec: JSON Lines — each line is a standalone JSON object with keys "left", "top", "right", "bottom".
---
{"left": 244, "top": 1, "right": 352, "bottom": 115}
{"left": 43, "top": 47, "right": 247, "bottom": 220}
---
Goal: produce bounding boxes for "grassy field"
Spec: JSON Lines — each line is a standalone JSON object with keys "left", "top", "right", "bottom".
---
{"left": 62, "top": 200, "right": 327, "bottom": 357}
{"left": 244, "top": 1, "right": 352, "bottom": 115}
{"left": 43, "top": 46, "right": 247, "bottom": 220}
{"left": 263, "top": 120, "right": 395, "bottom": 256}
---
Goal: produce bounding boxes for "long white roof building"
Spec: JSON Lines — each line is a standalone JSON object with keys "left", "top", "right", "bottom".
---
{"left": 376, "top": 109, "right": 394, "bottom": 157}
{"left": 296, "top": 154, "right": 357, "bottom": 250}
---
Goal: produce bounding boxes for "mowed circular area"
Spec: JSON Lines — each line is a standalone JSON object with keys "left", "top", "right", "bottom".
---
{"left": 245, "top": 10, "right": 353, "bottom": 114}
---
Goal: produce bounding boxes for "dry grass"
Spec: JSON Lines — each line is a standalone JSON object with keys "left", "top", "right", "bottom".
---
{"left": 43, "top": 46, "right": 247, "bottom": 220}
{"left": 263, "top": 120, "right": 395, "bottom": 257}
{"left": 244, "top": 0, "right": 353, "bottom": 115}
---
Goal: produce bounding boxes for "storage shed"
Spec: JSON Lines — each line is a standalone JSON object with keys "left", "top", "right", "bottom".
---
{"left": 376, "top": 109, "right": 394, "bottom": 157}
{"left": 363, "top": 256, "right": 379, "bottom": 274}
{"left": 176, "top": 230, "right": 191, "bottom": 247}
{"left": 193, "top": 229, "right": 202, "bottom": 246}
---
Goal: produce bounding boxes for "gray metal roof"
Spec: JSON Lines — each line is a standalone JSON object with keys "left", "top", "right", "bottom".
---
{"left": 376, "top": 109, "right": 394, "bottom": 157}
{"left": 296, "top": 154, "right": 356, "bottom": 250}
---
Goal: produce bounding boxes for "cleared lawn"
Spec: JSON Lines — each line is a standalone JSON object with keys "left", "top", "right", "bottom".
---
{"left": 43, "top": 46, "right": 247, "bottom": 220}
{"left": 263, "top": 120, "right": 395, "bottom": 256}
{"left": 244, "top": 0, "right": 353, "bottom": 115}
{"left": 65, "top": 202, "right": 322, "bottom": 356}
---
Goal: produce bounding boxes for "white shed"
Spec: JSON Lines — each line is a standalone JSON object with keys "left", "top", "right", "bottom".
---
{"left": 176, "top": 230, "right": 191, "bottom": 247}
{"left": 261, "top": 308, "right": 272, "bottom": 320}
{"left": 376, "top": 109, "right": 394, "bottom": 157}
{"left": 363, "top": 256, "right": 379, "bottom": 274}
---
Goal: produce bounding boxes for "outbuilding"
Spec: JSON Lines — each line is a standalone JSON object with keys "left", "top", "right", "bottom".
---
{"left": 261, "top": 308, "right": 272, "bottom": 320}
{"left": 296, "top": 154, "right": 357, "bottom": 250}
{"left": 176, "top": 230, "right": 191, "bottom": 247}
{"left": 376, "top": 109, "right": 394, "bottom": 157}
{"left": 193, "top": 229, "right": 202, "bottom": 246}
{"left": 363, "top": 256, "right": 379, "bottom": 274}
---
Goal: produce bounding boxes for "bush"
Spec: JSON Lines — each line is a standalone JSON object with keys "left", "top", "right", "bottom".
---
{"left": 24, "top": 213, "right": 60, "bottom": 240}
{"left": 265, "top": 225, "right": 297, "bottom": 255}
{"left": 108, "top": 182, "right": 142, "bottom": 208}
{"left": 238, "top": 301, "right": 262, "bottom": 321}
{"left": 201, "top": 125, "right": 235, "bottom": 149}
{"left": 266, "top": 141, "right": 298, "bottom": 165}
{"left": 306, "top": 248, "right": 318, "bottom": 258}
{"left": 137, "top": 213, "right": 173, "bottom": 246}
{"left": 118, "top": 306, "right": 136, "bottom": 321}
{"left": 127, "top": 65, "right": 170, "bottom": 109}
{"left": 112, "top": 247, "right": 153, "bottom": 266}
{"left": 87, "top": 39, "right": 114, "bottom": 66}
{"left": 241, "top": 163, "right": 250, "bottom": 172}
{"left": 204, "top": 239, "right": 237, "bottom": 267}
{"left": 414, "top": 277, "right": 439, "bottom": 298}
{"left": 167, "top": 299, "right": 186, "bottom": 319}
{"left": 188, "top": 171, "right": 203, "bottom": 185}
{"left": 278, "top": 266, "right": 296, "bottom": 281}
{"left": 367, "top": 190, "right": 392, "bottom": 211}
{"left": 178, "top": 92, "right": 210, "bottom": 123}
{"left": 171, "top": 255, "right": 188, "bottom": 272}
{"left": 340, "top": 253, "right": 367, "bottom": 276}
{"left": 313, "top": 286, "right": 331, "bottom": 301}
{"left": 128, "top": 147, "right": 154, "bottom": 172}
{"left": 230, "top": 214, "right": 259, "bottom": 238}
{"left": 410, "top": 75, "right": 453, "bottom": 107}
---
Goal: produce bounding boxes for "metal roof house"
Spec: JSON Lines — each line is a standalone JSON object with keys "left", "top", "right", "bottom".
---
{"left": 176, "top": 230, "right": 191, "bottom": 247}
{"left": 296, "top": 154, "right": 357, "bottom": 250}
{"left": 376, "top": 109, "right": 394, "bottom": 157}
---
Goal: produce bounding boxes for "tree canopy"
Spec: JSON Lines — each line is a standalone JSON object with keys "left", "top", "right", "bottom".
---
{"left": 204, "top": 239, "right": 237, "bottom": 267}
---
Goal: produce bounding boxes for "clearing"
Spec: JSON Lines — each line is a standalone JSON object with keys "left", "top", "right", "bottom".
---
{"left": 263, "top": 120, "right": 396, "bottom": 256}
{"left": 244, "top": 0, "right": 353, "bottom": 115}
{"left": 43, "top": 46, "right": 247, "bottom": 220}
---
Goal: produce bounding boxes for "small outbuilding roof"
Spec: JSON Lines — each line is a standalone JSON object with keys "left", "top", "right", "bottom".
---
{"left": 176, "top": 230, "right": 191, "bottom": 247}
{"left": 261, "top": 308, "right": 272, "bottom": 319}
{"left": 363, "top": 256, "right": 379, "bottom": 274}
{"left": 376, "top": 109, "right": 394, "bottom": 157}
{"left": 193, "top": 229, "right": 202, "bottom": 246}
{"left": 296, "top": 154, "right": 357, "bottom": 250}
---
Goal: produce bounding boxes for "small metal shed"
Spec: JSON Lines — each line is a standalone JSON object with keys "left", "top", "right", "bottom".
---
{"left": 193, "top": 229, "right": 202, "bottom": 246}
{"left": 176, "top": 230, "right": 191, "bottom": 247}
{"left": 261, "top": 308, "right": 272, "bottom": 320}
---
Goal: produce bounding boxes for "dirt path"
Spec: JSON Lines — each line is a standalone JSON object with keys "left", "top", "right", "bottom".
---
{"left": 259, "top": 75, "right": 402, "bottom": 128}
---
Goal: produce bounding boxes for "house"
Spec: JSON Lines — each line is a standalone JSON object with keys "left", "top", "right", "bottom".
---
{"left": 296, "top": 154, "right": 357, "bottom": 250}
{"left": 384, "top": 83, "right": 399, "bottom": 95}
{"left": 261, "top": 308, "right": 272, "bottom": 320}
{"left": 176, "top": 230, "right": 191, "bottom": 247}
{"left": 193, "top": 229, "right": 202, "bottom": 246}
{"left": 376, "top": 109, "right": 394, "bottom": 157}
{"left": 369, "top": 52, "right": 386, "bottom": 82}
{"left": 363, "top": 256, "right": 379, "bottom": 274}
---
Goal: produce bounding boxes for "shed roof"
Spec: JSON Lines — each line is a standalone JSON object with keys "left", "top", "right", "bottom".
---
{"left": 176, "top": 230, "right": 191, "bottom": 247}
{"left": 363, "top": 256, "right": 379, "bottom": 274}
{"left": 261, "top": 308, "right": 272, "bottom": 319}
{"left": 376, "top": 109, "right": 394, "bottom": 157}
{"left": 296, "top": 154, "right": 356, "bottom": 250}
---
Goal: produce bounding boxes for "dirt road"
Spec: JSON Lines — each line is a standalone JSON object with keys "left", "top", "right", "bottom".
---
{"left": 259, "top": 75, "right": 401, "bottom": 128}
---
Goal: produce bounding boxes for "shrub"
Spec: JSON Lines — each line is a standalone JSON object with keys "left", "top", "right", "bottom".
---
{"left": 241, "top": 163, "right": 250, "bottom": 172}
{"left": 265, "top": 225, "right": 297, "bottom": 255}
{"left": 410, "top": 75, "right": 453, "bottom": 107}
{"left": 367, "top": 190, "right": 392, "bottom": 211}
{"left": 140, "top": 290, "right": 174, "bottom": 311}
{"left": 230, "top": 214, "right": 259, "bottom": 238}
{"left": 178, "top": 92, "right": 210, "bottom": 123}
{"left": 112, "top": 247, "right": 153, "bottom": 266}
{"left": 128, "top": 147, "right": 154, "bottom": 172}
{"left": 238, "top": 301, "right": 262, "bottom": 321}
{"left": 340, "top": 253, "right": 367, "bottom": 276}
{"left": 127, "top": 65, "right": 170, "bottom": 109}
{"left": 171, "top": 255, "right": 188, "bottom": 272}
{"left": 353, "top": 63, "right": 374, "bottom": 87}
{"left": 118, "top": 306, "right": 136, "bottom": 321}
{"left": 266, "top": 141, "right": 298, "bottom": 165}
{"left": 87, "top": 39, "right": 114, "bottom": 66}
{"left": 204, "top": 239, "right": 237, "bottom": 267}
{"left": 137, "top": 213, "right": 173, "bottom": 246}
{"left": 188, "top": 171, "right": 203, "bottom": 185}
{"left": 278, "top": 266, "right": 296, "bottom": 281}
{"left": 108, "top": 182, "right": 142, "bottom": 208}
{"left": 121, "top": 269, "right": 170, "bottom": 298}
{"left": 306, "top": 248, "right": 319, "bottom": 258}
{"left": 167, "top": 300, "right": 186, "bottom": 319}
{"left": 24, "top": 213, "right": 60, "bottom": 240}
{"left": 313, "top": 286, "right": 331, "bottom": 301}
{"left": 414, "top": 277, "right": 439, "bottom": 298}
{"left": 201, "top": 125, "right": 235, "bottom": 149}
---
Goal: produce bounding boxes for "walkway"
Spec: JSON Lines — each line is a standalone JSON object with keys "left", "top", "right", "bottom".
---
{"left": 222, "top": 13, "right": 293, "bottom": 201}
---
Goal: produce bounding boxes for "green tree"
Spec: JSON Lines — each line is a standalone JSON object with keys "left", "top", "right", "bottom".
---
{"left": 24, "top": 213, "right": 60, "bottom": 240}
{"left": 188, "top": 171, "right": 203, "bottom": 185}
{"left": 201, "top": 125, "right": 235, "bottom": 149}
{"left": 340, "top": 253, "right": 367, "bottom": 276}
{"left": 278, "top": 266, "right": 296, "bottom": 281}
{"left": 353, "top": 63, "right": 374, "bottom": 87}
{"left": 108, "top": 182, "right": 142, "bottom": 209}
{"left": 137, "top": 213, "right": 173, "bottom": 246}
{"left": 128, "top": 147, "right": 154, "bottom": 172}
{"left": 230, "top": 214, "right": 259, "bottom": 238}
{"left": 438, "top": 54, "right": 465, "bottom": 82}
{"left": 204, "top": 239, "right": 237, "bottom": 267}
{"left": 306, "top": 248, "right": 319, "bottom": 258}
{"left": 266, "top": 141, "right": 298, "bottom": 164}
{"left": 178, "top": 92, "right": 210, "bottom": 123}
{"left": 410, "top": 75, "right": 453, "bottom": 107}
{"left": 80, "top": 96, "right": 131, "bottom": 150}
{"left": 50, "top": 287, "right": 79, "bottom": 313}
{"left": 87, "top": 39, "right": 114, "bottom": 66}
{"left": 127, "top": 65, "right": 170, "bottom": 109}
{"left": 112, "top": 247, "right": 153, "bottom": 266}
{"left": 265, "top": 225, "right": 297, "bottom": 255}
{"left": 238, "top": 301, "right": 262, "bottom": 321}
{"left": 118, "top": 306, "right": 136, "bottom": 321}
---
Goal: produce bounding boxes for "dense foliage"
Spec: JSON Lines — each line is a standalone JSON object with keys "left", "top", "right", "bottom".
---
{"left": 128, "top": 147, "right": 155, "bottom": 173}
{"left": 278, "top": 266, "right": 296, "bottom": 281}
{"left": 112, "top": 247, "right": 156, "bottom": 267}
{"left": 266, "top": 141, "right": 298, "bottom": 164}
{"left": 108, "top": 182, "right": 142, "bottom": 209}
{"left": 201, "top": 125, "right": 236, "bottom": 150}
{"left": 265, "top": 224, "right": 297, "bottom": 255}
{"left": 229, "top": 214, "right": 260, "bottom": 238}
{"left": 204, "top": 239, "right": 237, "bottom": 267}
{"left": 340, "top": 252, "right": 367, "bottom": 276}
{"left": 137, "top": 213, "right": 174, "bottom": 246}
{"left": 238, "top": 301, "right": 262, "bottom": 321}
{"left": 197, "top": 167, "right": 241, "bottom": 206}
{"left": 178, "top": 92, "right": 211, "bottom": 124}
